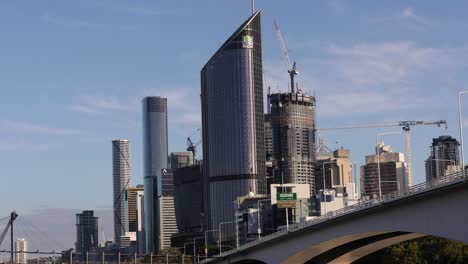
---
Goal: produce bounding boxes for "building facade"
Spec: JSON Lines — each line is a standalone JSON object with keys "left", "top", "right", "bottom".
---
{"left": 425, "top": 135, "right": 460, "bottom": 182}
{"left": 159, "top": 169, "right": 178, "bottom": 249}
{"left": 15, "top": 239, "right": 27, "bottom": 264}
{"left": 269, "top": 92, "right": 316, "bottom": 195}
{"left": 361, "top": 144, "right": 407, "bottom": 198}
{"left": 201, "top": 11, "right": 266, "bottom": 238}
{"left": 173, "top": 165, "right": 203, "bottom": 233}
{"left": 142, "top": 96, "right": 168, "bottom": 252}
{"left": 76, "top": 210, "right": 99, "bottom": 258}
{"left": 112, "top": 139, "right": 130, "bottom": 246}
{"left": 124, "top": 185, "right": 144, "bottom": 254}
{"left": 170, "top": 152, "right": 194, "bottom": 169}
{"left": 315, "top": 147, "right": 353, "bottom": 193}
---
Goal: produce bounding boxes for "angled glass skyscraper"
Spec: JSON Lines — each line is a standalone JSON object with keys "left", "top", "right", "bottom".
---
{"left": 201, "top": 11, "right": 266, "bottom": 238}
{"left": 142, "top": 96, "right": 168, "bottom": 252}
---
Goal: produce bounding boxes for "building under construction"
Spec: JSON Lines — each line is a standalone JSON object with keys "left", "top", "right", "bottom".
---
{"left": 268, "top": 91, "right": 316, "bottom": 195}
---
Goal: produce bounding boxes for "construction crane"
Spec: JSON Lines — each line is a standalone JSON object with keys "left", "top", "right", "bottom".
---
{"left": 317, "top": 120, "right": 448, "bottom": 187}
{"left": 0, "top": 212, "right": 18, "bottom": 263}
{"left": 187, "top": 128, "right": 202, "bottom": 162}
{"left": 274, "top": 19, "right": 298, "bottom": 94}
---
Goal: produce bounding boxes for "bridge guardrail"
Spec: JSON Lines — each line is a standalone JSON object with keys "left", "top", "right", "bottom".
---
{"left": 209, "top": 171, "right": 467, "bottom": 261}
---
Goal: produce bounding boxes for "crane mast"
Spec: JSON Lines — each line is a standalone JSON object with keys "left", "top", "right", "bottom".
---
{"left": 274, "top": 19, "right": 298, "bottom": 93}
{"left": 317, "top": 120, "right": 448, "bottom": 188}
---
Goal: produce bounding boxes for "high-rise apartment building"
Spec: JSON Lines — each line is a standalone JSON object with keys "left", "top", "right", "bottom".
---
{"left": 112, "top": 139, "right": 130, "bottom": 246}
{"left": 361, "top": 144, "right": 407, "bottom": 198}
{"left": 159, "top": 168, "right": 178, "bottom": 249}
{"left": 201, "top": 11, "right": 265, "bottom": 238}
{"left": 142, "top": 96, "right": 168, "bottom": 252}
{"left": 170, "top": 152, "right": 194, "bottom": 169}
{"left": 124, "top": 185, "right": 144, "bottom": 253}
{"left": 15, "top": 239, "right": 27, "bottom": 264}
{"left": 425, "top": 135, "right": 460, "bottom": 182}
{"left": 75, "top": 210, "right": 98, "bottom": 258}
{"left": 269, "top": 92, "right": 316, "bottom": 195}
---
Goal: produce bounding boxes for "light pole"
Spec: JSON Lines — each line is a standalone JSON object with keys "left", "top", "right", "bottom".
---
{"left": 322, "top": 160, "right": 336, "bottom": 217}
{"left": 376, "top": 131, "right": 403, "bottom": 199}
{"left": 256, "top": 199, "right": 271, "bottom": 239}
{"left": 458, "top": 91, "right": 468, "bottom": 174}
{"left": 183, "top": 242, "right": 194, "bottom": 264}
{"left": 192, "top": 236, "right": 204, "bottom": 262}
{"left": 204, "top": 229, "right": 218, "bottom": 259}
{"left": 218, "top": 221, "right": 233, "bottom": 255}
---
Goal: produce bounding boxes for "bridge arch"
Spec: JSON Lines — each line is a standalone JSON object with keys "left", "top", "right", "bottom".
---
{"left": 212, "top": 180, "right": 468, "bottom": 264}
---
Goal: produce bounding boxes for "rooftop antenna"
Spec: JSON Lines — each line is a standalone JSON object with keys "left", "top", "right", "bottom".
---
{"left": 251, "top": 0, "right": 255, "bottom": 14}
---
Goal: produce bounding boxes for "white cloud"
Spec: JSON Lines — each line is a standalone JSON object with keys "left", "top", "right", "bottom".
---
{"left": 0, "top": 120, "right": 81, "bottom": 135}
{"left": 327, "top": 42, "right": 457, "bottom": 86}
{"left": 42, "top": 13, "right": 105, "bottom": 29}
{"left": 371, "top": 7, "right": 433, "bottom": 30}
{"left": 69, "top": 87, "right": 201, "bottom": 129}
{"left": 69, "top": 95, "right": 138, "bottom": 114}
{"left": 317, "top": 91, "right": 426, "bottom": 117}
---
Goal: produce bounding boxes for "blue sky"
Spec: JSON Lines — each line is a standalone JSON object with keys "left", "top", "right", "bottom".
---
{"left": 2, "top": 0, "right": 468, "bottom": 250}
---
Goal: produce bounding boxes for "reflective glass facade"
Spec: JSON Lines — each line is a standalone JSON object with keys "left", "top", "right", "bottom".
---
{"left": 112, "top": 139, "right": 130, "bottom": 246}
{"left": 201, "top": 11, "right": 265, "bottom": 238}
{"left": 142, "top": 96, "right": 168, "bottom": 252}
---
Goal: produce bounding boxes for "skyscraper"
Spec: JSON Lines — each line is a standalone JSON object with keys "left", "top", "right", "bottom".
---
{"left": 124, "top": 185, "right": 144, "bottom": 253}
{"left": 142, "top": 96, "right": 168, "bottom": 252}
{"left": 76, "top": 210, "right": 99, "bottom": 258}
{"left": 15, "top": 239, "right": 27, "bottom": 264}
{"left": 268, "top": 92, "right": 316, "bottom": 195}
{"left": 159, "top": 168, "right": 178, "bottom": 249}
{"left": 201, "top": 11, "right": 265, "bottom": 238}
{"left": 425, "top": 135, "right": 460, "bottom": 182}
{"left": 112, "top": 139, "right": 130, "bottom": 246}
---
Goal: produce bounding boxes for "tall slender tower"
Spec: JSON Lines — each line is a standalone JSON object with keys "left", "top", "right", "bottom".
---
{"left": 142, "top": 96, "right": 168, "bottom": 252}
{"left": 201, "top": 11, "right": 265, "bottom": 238}
{"left": 15, "top": 239, "right": 27, "bottom": 264}
{"left": 112, "top": 139, "right": 130, "bottom": 245}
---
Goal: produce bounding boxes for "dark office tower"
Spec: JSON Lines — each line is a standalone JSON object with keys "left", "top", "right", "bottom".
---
{"left": 269, "top": 92, "right": 316, "bottom": 195}
{"left": 201, "top": 11, "right": 266, "bottom": 237}
{"left": 112, "top": 139, "right": 130, "bottom": 246}
{"left": 425, "top": 135, "right": 460, "bottom": 182}
{"left": 76, "top": 210, "right": 98, "bottom": 259}
{"left": 142, "top": 97, "right": 168, "bottom": 253}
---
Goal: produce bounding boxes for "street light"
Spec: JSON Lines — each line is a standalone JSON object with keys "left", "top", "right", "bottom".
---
{"left": 256, "top": 199, "right": 271, "bottom": 239}
{"left": 204, "top": 229, "right": 218, "bottom": 259}
{"left": 376, "top": 131, "right": 403, "bottom": 199}
{"left": 192, "top": 236, "right": 204, "bottom": 260}
{"left": 458, "top": 91, "right": 468, "bottom": 174}
{"left": 183, "top": 242, "right": 194, "bottom": 264}
{"left": 322, "top": 160, "right": 336, "bottom": 217}
{"left": 218, "top": 221, "right": 233, "bottom": 255}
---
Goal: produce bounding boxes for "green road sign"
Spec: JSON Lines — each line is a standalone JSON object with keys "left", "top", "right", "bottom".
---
{"left": 277, "top": 193, "right": 297, "bottom": 208}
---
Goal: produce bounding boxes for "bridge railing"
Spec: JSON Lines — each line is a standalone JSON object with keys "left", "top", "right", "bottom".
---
{"left": 212, "top": 170, "right": 467, "bottom": 260}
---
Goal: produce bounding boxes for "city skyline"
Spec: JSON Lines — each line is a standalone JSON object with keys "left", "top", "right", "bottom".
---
{"left": 3, "top": 0, "right": 468, "bottom": 251}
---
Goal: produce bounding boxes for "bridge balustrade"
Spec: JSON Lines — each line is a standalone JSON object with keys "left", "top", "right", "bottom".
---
{"left": 208, "top": 171, "right": 467, "bottom": 262}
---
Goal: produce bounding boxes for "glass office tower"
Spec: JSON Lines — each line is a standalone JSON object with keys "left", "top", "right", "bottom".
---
{"left": 201, "top": 11, "right": 266, "bottom": 238}
{"left": 142, "top": 96, "right": 168, "bottom": 252}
